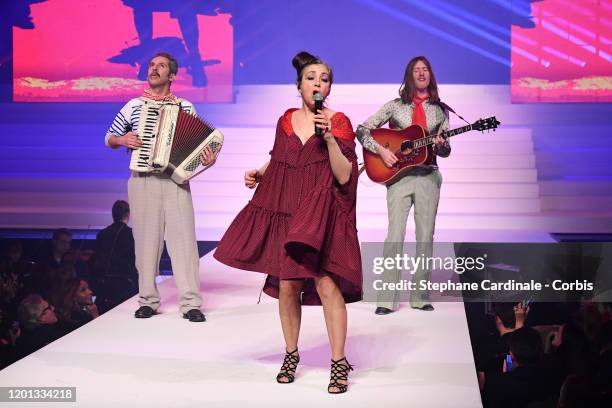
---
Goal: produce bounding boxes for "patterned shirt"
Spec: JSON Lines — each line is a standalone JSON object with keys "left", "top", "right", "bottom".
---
{"left": 104, "top": 97, "right": 196, "bottom": 147}
{"left": 356, "top": 98, "right": 451, "bottom": 174}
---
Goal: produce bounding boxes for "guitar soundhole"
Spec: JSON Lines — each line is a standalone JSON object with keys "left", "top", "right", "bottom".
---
{"left": 397, "top": 147, "right": 420, "bottom": 166}
{"left": 400, "top": 140, "right": 413, "bottom": 151}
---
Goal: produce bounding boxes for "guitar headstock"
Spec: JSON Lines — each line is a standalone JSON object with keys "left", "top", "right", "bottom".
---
{"left": 472, "top": 116, "right": 501, "bottom": 132}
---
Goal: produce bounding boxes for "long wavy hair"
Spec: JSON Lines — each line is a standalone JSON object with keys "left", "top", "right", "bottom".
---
{"left": 50, "top": 278, "right": 82, "bottom": 323}
{"left": 398, "top": 56, "right": 440, "bottom": 104}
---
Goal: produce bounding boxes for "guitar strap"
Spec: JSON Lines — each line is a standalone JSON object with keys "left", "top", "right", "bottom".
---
{"left": 434, "top": 100, "right": 471, "bottom": 128}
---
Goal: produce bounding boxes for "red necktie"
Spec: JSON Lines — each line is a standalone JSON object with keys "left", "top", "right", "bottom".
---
{"left": 412, "top": 95, "right": 428, "bottom": 128}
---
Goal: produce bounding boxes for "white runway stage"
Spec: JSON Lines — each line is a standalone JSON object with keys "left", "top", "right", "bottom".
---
{"left": 0, "top": 250, "right": 482, "bottom": 408}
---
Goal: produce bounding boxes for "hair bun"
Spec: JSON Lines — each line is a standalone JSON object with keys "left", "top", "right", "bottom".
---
{"left": 292, "top": 51, "right": 317, "bottom": 73}
{"left": 291, "top": 51, "right": 333, "bottom": 87}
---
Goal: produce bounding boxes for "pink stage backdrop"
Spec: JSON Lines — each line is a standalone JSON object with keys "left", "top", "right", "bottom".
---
{"left": 511, "top": 0, "right": 611, "bottom": 103}
{"left": 13, "top": 0, "right": 233, "bottom": 102}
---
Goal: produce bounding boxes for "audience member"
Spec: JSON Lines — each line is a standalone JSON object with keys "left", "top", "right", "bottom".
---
{"left": 482, "top": 327, "right": 549, "bottom": 407}
{"left": 91, "top": 200, "right": 138, "bottom": 309}
{"left": 476, "top": 302, "right": 530, "bottom": 375}
{"left": 0, "top": 240, "right": 30, "bottom": 309}
{"left": 41, "top": 229, "right": 73, "bottom": 269}
{"left": 93, "top": 200, "right": 137, "bottom": 281}
{"left": 0, "top": 309, "right": 20, "bottom": 369}
{"left": 557, "top": 374, "right": 596, "bottom": 408}
{"left": 14, "top": 294, "right": 65, "bottom": 360}
{"left": 594, "top": 320, "right": 612, "bottom": 404}
{"left": 49, "top": 278, "right": 99, "bottom": 333}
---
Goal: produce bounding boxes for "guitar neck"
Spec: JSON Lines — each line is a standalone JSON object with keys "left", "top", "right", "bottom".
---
{"left": 413, "top": 124, "right": 473, "bottom": 148}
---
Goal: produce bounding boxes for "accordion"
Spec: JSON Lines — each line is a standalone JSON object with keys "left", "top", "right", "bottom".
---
{"left": 129, "top": 100, "right": 224, "bottom": 184}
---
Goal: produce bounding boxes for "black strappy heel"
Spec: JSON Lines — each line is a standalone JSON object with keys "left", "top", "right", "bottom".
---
{"left": 328, "top": 357, "right": 354, "bottom": 394}
{"left": 276, "top": 349, "right": 300, "bottom": 384}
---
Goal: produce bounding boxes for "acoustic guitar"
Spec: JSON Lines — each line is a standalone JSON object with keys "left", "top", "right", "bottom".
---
{"left": 363, "top": 116, "right": 500, "bottom": 184}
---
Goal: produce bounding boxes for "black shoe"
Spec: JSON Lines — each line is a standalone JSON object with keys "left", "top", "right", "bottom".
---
{"left": 276, "top": 349, "right": 300, "bottom": 384}
{"left": 375, "top": 307, "right": 394, "bottom": 315}
{"left": 182, "top": 309, "right": 206, "bottom": 322}
{"left": 412, "top": 304, "right": 434, "bottom": 311}
{"left": 328, "top": 357, "right": 354, "bottom": 394}
{"left": 134, "top": 306, "right": 156, "bottom": 318}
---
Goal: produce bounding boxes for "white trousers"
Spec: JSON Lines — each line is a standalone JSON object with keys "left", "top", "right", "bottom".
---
{"left": 377, "top": 170, "right": 442, "bottom": 309}
{"left": 128, "top": 172, "right": 202, "bottom": 313}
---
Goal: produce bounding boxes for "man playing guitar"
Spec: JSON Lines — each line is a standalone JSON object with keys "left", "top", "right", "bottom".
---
{"left": 356, "top": 56, "right": 450, "bottom": 314}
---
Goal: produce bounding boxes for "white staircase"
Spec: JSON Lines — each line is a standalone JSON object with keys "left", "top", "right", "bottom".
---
{"left": 1, "top": 84, "right": 611, "bottom": 240}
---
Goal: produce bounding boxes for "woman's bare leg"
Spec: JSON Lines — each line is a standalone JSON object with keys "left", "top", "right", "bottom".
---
{"left": 315, "top": 276, "right": 350, "bottom": 392}
{"left": 277, "top": 279, "right": 303, "bottom": 382}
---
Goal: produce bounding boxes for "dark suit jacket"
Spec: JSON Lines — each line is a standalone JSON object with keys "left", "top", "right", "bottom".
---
{"left": 94, "top": 222, "right": 137, "bottom": 279}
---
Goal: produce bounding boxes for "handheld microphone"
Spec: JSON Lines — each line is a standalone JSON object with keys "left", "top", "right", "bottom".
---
{"left": 314, "top": 92, "right": 324, "bottom": 136}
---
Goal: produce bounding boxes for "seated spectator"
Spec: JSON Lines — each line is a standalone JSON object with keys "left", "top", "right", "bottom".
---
{"left": 557, "top": 374, "right": 596, "bottom": 408}
{"left": 50, "top": 278, "right": 99, "bottom": 332}
{"left": 0, "top": 309, "right": 20, "bottom": 369}
{"left": 482, "top": 327, "right": 549, "bottom": 407}
{"left": 33, "top": 263, "right": 78, "bottom": 300}
{"left": 550, "top": 322, "right": 597, "bottom": 377}
{"left": 29, "top": 229, "right": 75, "bottom": 295}
{"left": 0, "top": 272, "right": 20, "bottom": 311}
{"left": 0, "top": 240, "right": 30, "bottom": 310}
{"left": 595, "top": 320, "right": 612, "bottom": 404}
{"left": 0, "top": 240, "right": 24, "bottom": 273}
{"left": 47, "top": 264, "right": 78, "bottom": 290}
{"left": 578, "top": 302, "right": 602, "bottom": 352}
{"left": 472, "top": 300, "right": 610, "bottom": 407}
{"left": 41, "top": 229, "right": 73, "bottom": 270}
{"left": 476, "top": 302, "right": 529, "bottom": 375}
{"left": 14, "top": 294, "right": 65, "bottom": 360}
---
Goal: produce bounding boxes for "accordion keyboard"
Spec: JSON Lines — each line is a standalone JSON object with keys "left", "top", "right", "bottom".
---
{"left": 129, "top": 100, "right": 163, "bottom": 172}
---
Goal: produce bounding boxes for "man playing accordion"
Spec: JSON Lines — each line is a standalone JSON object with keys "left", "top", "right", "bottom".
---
{"left": 105, "top": 52, "right": 217, "bottom": 322}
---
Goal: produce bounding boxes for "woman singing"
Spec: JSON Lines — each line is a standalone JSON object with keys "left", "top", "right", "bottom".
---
{"left": 214, "top": 51, "right": 361, "bottom": 394}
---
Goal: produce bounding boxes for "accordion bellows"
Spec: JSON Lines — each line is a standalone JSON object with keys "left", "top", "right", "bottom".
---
{"left": 129, "top": 100, "right": 223, "bottom": 184}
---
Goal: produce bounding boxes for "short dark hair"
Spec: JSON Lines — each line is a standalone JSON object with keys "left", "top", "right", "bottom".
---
{"left": 112, "top": 200, "right": 130, "bottom": 223}
{"left": 509, "top": 327, "right": 543, "bottom": 366}
{"left": 50, "top": 277, "right": 83, "bottom": 323}
{"left": 399, "top": 56, "right": 440, "bottom": 104}
{"left": 52, "top": 228, "right": 72, "bottom": 241}
{"left": 151, "top": 52, "right": 179, "bottom": 76}
{"left": 292, "top": 51, "right": 333, "bottom": 89}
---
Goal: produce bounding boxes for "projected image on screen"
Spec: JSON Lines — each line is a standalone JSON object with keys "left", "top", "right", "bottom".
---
{"left": 511, "top": 0, "right": 612, "bottom": 102}
{"left": 13, "top": 0, "right": 233, "bottom": 102}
